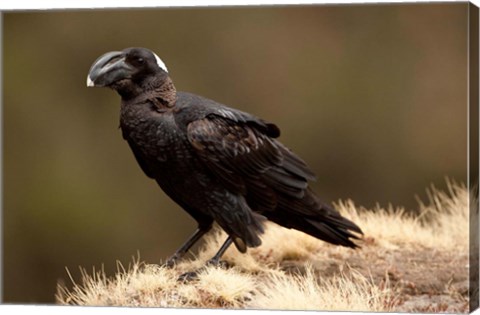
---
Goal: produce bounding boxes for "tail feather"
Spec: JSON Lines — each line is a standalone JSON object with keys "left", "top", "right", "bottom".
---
{"left": 304, "top": 216, "right": 362, "bottom": 248}
{"left": 266, "top": 190, "right": 363, "bottom": 248}
{"left": 316, "top": 210, "right": 363, "bottom": 235}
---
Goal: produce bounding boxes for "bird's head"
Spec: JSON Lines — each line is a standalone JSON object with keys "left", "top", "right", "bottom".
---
{"left": 87, "top": 47, "right": 171, "bottom": 100}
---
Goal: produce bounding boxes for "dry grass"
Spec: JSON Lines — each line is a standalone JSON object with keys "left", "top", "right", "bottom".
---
{"left": 251, "top": 266, "right": 394, "bottom": 311}
{"left": 336, "top": 178, "right": 469, "bottom": 251}
{"left": 56, "top": 180, "right": 472, "bottom": 312}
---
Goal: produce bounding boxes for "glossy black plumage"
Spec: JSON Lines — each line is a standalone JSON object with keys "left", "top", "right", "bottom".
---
{"left": 87, "top": 47, "right": 363, "bottom": 263}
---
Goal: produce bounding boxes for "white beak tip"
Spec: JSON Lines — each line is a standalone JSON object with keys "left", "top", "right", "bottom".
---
{"left": 87, "top": 76, "right": 95, "bottom": 87}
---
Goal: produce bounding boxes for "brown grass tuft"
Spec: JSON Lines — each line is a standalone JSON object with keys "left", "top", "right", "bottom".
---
{"left": 57, "top": 180, "right": 471, "bottom": 312}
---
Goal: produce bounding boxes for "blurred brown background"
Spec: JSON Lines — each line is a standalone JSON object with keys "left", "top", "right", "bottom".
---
{"left": 3, "top": 3, "right": 468, "bottom": 303}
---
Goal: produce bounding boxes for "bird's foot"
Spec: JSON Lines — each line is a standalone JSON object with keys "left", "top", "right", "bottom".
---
{"left": 163, "top": 254, "right": 182, "bottom": 268}
{"left": 206, "top": 259, "right": 231, "bottom": 269}
{"left": 176, "top": 259, "right": 231, "bottom": 282}
{"left": 177, "top": 270, "right": 200, "bottom": 282}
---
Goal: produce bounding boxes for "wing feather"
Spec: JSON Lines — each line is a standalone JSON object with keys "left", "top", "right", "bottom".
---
{"left": 187, "top": 114, "right": 283, "bottom": 210}
{"left": 185, "top": 108, "right": 362, "bottom": 248}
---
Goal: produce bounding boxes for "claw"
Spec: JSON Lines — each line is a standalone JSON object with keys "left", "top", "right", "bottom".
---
{"left": 176, "top": 260, "right": 231, "bottom": 282}
{"left": 163, "top": 257, "right": 179, "bottom": 268}
{"left": 177, "top": 271, "right": 200, "bottom": 282}
{"left": 206, "top": 259, "right": 231, "bottom": 269}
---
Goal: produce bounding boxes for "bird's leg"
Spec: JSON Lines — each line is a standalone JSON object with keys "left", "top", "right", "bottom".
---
{"left": 164, "top": 225, "right": 212, "bottom": 268}
{"left": 206, "top": 236, "right": 233, "bottom": 268}
{"left": 178, "top": 236, "right": 234, "bottom": 282}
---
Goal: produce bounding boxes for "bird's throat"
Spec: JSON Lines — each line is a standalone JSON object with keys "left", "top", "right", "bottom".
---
{"left": 117, "top": 76, "right": 177, "bottom": 109}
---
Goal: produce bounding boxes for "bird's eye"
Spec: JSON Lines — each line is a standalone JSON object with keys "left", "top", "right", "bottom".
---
{"left": 137, "top": 57, "right": 144, "bottom": 64}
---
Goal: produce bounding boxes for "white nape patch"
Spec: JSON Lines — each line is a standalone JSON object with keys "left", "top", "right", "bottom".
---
{"left": 153, "top": 53, "right": 168, "bottom": 73}
{"left": 86, "top": 75, "right": 94, "bottom": 87}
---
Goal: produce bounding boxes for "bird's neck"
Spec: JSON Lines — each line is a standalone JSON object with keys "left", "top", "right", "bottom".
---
{"left": 116, "top": 75, "right": 178, "bottom": 109}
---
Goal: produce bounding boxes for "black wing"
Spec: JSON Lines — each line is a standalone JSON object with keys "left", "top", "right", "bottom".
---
{"left": 186, "top": 110, "right": 315, "bottom": 212}
{"left": 186, "top": 109, "right": 363, "bottom": 248}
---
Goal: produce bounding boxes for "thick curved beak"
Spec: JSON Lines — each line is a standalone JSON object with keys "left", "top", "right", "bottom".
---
{"left": 86, "top": 51, "right": 133, "bottom": 87}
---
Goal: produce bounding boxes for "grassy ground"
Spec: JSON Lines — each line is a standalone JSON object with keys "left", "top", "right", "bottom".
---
{"left": 56, "top": 180, "right": 471, "bottom": 312}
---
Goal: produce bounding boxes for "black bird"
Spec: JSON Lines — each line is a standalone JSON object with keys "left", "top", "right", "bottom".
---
{"left": 87, "top": 47, "right": 363, "bottom": 267}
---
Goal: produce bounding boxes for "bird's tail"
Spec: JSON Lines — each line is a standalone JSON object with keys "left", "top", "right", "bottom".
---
{"left": 301, "top": 206, "right": 363, "bottom": 248}
{"left": 268, "top": 190, "right": 363, "bottom": 248}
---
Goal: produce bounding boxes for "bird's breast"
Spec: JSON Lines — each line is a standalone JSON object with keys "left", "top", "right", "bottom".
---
{"left": 120, "top": 106, "right": 194, "bottom": 164}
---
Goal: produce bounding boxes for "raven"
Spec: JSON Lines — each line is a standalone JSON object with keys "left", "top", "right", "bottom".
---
{"left": 87, "top": 47, "right": 363, "bottom": 267}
